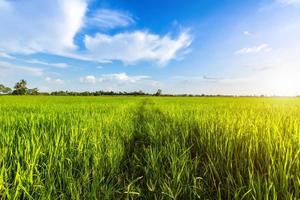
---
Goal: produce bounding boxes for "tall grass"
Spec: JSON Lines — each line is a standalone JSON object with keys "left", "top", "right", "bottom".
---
{"left": 0, "top": 96, "right": 299, "bottom": 199}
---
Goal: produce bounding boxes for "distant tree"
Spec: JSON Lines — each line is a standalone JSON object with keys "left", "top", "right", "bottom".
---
{"left": 0, "top": 84, "right": 12, "bottom": 94}
{"left": 12, "top": 79, "right": 28, "bottom": 95}
{"left": 28, "top": 88, "right": 39, "bottom": 95}
{"left": 4, "top": 87, "right": 12, "bottom": 94}
{"left": 0, "top": 84, "right": 5, "bottom": 93}
{"left": 138, "top": 90, "right": 145, "bottom": 95}
{"left": 155, "top": 89, "right": 162, "bottom": 96}
{"left": 51, "top": 91, "right": 69, "bottom": 96}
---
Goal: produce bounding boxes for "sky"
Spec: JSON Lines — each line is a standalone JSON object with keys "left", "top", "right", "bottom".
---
{"left": 0, "top": 0, "right": 300, "bottom": 95}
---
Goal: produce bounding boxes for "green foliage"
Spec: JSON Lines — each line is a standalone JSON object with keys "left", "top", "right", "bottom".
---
{"left": 27, "top": 88, "right": 39, "bottom": 95}
{"left": 12, "top": 79, "right": 28, "bottom": 95}
{"left": 155, "top": 89, "right": 162, "bottom": 96}
{"left": 0, "top": 96, "right": 299, "bottom": 199}
{"left": 0, "top": 84, "right": 12, "bottom": 94}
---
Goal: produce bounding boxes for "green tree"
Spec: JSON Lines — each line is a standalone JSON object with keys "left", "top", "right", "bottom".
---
{"left": 155, "top": 89, "right": 162, "bottom": 96}
{"left": 13, "top": 79, "right": 28, "bottom": 95}
{"left": 0, "top": 84, "right": 12, "bottom": 94}
{"left": 28, "top": 88, "right": 39, "bottom": 95}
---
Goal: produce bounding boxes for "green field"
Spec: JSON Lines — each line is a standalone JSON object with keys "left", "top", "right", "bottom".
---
{"left": 0, "top": 96, "right": 299, "bottom": 199}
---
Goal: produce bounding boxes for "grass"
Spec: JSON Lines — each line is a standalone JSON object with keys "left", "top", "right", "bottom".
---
{"left": 0, "top": 96, "right": 299, "bottom": 199}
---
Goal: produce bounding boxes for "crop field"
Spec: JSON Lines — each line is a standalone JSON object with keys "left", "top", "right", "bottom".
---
{"left": 0, "top": 96, "right": 299, "bottom": 199}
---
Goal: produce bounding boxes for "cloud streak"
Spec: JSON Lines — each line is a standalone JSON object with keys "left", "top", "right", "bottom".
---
{"left": 26, "top": 59, "right": 69, "bottom": 68}
{"left": 80, "top": 75, "right": 97, "bottom": 84}
{"left": 100, "top": 73, "right": 150, "bottom": 83}
{"left": 87, "top": 9, "right": 135, "bottom": 29}
{"left": 277, "top": 0, "right": 300, "bottom": 5}
{"left": 0, "top": 61, "right": 44, "bottom": 76}
{"left": 80, "top": 73, "right": 151, "bottom": 84}
{"left": 45, "top": 77, "right": 64, "bottom": 84}
{"left": 0, "top": 52, "right": 15, "bottom": 59}
{"left": 235, "top": 44, "right": 271, "bottom": 54}
{"left": 243, "top": 31, "right": 252, "bottom": 36}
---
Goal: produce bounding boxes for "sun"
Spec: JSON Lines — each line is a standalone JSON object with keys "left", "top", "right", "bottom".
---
{"left": 265, "top": 67, "right": 300, "bottom": 96}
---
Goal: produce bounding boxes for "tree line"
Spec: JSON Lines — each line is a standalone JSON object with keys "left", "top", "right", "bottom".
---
{"left": 0, "top": 80, "right": 163, "bottom": 96}
{"left": 1, "top": 80, "right": 280, "bottom": 97}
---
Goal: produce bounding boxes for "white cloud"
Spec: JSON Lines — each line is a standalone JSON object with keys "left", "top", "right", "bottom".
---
{"left": 0, "top": 1, "right": 192, "bottom": 66}
{"left": 0, "top": 61, "right": 43, "bottom": 76}
{"left": 45, "top": 77, "right": 64, "bottom": 84}
{"left": 84, "top": 30, "right": 192, "bottom": 65}
{"left": 172, "top": 75, "right": 228, "bottom": 82}
{"left": 243, "top": 31, "right": 251, "bottom": 36}
{"left": 100, "top": 73, "right": 150, "bottom": 83}
{"left": 235, "top": 44, "right": 272, "bottom": 54}
{"left": 0, "top": 1, "right": 193, "bottom": 66}
{"left": 80, "top": 75, "right": 97, "bottom": 84}
{"left": 0, "top": 0, "right": 87, "bottom": 54}
{"left": 277, "top": 0, "right": 300, "bottom": 5}
{"left": 80, "top": 73, "right": 150, "bottom": 84}
{"left": 0, "top": 0, "right": 11, "bottom": 11}
{"left": 87, "top": 9, "right": 134, "bottom": 29}
{"left": 0, "top": 52, "right": 15, "bottom": 59}
{"left": 26, "top": 59, "right": 69, "bottom": 68}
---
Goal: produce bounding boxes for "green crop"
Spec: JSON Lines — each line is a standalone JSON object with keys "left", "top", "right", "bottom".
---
{"left": 0, "top": 96, "right": 299, "bottom": 199}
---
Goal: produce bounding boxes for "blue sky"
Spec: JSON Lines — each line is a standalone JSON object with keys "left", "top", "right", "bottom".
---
{"left": 0, "top": 0, "right": 300, "bottom": 95}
